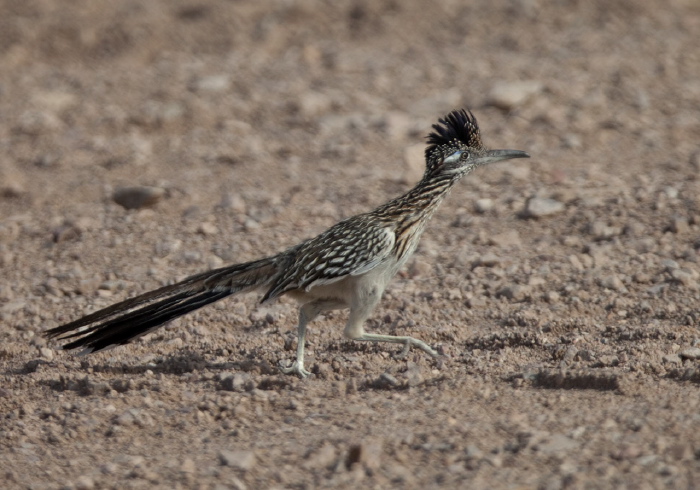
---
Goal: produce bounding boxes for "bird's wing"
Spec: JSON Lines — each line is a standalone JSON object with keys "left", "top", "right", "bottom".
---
{"left": 261, "top": 217, "right": 395, "bottom": 302}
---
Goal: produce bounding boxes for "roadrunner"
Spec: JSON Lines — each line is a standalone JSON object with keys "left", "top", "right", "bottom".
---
{"left": 45, "top": 109, "right": 529, "bottom": 377}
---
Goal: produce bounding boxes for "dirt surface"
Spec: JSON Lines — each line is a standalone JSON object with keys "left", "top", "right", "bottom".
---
{"left": 1, "top": 0, "right": 700, "bottom": 488}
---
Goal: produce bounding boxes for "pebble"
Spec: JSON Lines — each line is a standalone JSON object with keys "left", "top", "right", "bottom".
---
{"left": 375, "top": 372, "right": 399, "bottom": 389}
{"left": 474, "top": 198, "right": 494, "bottom": 213}
{"left": 599, "top": 275, "right": 625, "bottom": 292}
{"left": 487, "top": 230, "right": 521, "bottom": 247}
{"left": 298, "top": 91, "right": 332, "bottom": 117}
{"left": 488, "top": 80, "right": 543, "bottom": 110}
{"left": 670, "top": 269, "right": 697, "bottom": 289}
{"left": 112, "top": 186, "right": 165, "bottom": 210}
{"left": 473, "top": 254, "right": 502, "bottom": 267}
{"left": 191, "top": 75, "right": 231, "bottom": 92}
{"left": 544, "top": 291, "right": 560, "bottom": 303}
{"left": 218, "top": 450, "right": 256, "bottom": 470}
{"left": 303, "top": 443, "right": 337, "bottom": 470}
{"left": 679, "top": 348, "right": 700, "bottom": 360}
{"left": 219, "top": 373, "right": 255, "bottom": 392}
{"left": 219, "top": 193, "right": 247, "bottom": 214}
{"left": 690, "top": 150, "right": 700, "bottom": 171}
{"left": 15, "top": 109, "right": 63, "bottom": 135}
{"left": 535, "top": 434, "right": 578, "bottom": 454}
{"left": 588, "top": 221, "right": 618, "bottom": 240}
{"left": 180, "top": 458, "right": 196, "bottom": 474}
{"left": 670, "top": 216, "right": 689, "bottom": 234}
{"left": 346, "top": 441, "right": 383, "bottom": 470}
{"left": 197, "top": 222, "right": 218, "bottom": 236}
{"left": 74, "top": 475, "right": 95, "bottom": 490}
{"left": 39, "top": 348, "right": 54, "bottom": 361}
{"left": 497, "top": 285, "right": 531, "bottom": 302}
{"left": 0, "top": 164, "right": 26, "bottom": 198}
{"left": 662, "top": 354, "right": 682, "bottom": 365}
{"left": 523, "top": 197, "right": 565, "bottom": 218}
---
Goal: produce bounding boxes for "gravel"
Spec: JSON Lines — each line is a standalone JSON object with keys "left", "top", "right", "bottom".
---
{"left": 1, "top": 1, "right": 699, "bottom": 489}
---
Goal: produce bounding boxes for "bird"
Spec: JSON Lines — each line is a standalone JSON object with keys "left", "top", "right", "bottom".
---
{"left": 45, "top": 109, "right": 529, "bottom": 377}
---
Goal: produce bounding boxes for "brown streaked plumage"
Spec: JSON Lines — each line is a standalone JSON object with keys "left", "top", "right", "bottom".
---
{"left": 45, "top": 109, "right": 530, "bottom": 377}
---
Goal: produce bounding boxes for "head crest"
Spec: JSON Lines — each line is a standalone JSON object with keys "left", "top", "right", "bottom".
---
{"left": 425, "top": 109, "right": 483, "bottom": 160}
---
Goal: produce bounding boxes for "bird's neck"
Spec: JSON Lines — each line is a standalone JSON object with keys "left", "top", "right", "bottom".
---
{"left": 371, "top": 171, "right": 462, "bottom": 262}
{"left": 378, "top": 171, "right": 460, "bottom": 220}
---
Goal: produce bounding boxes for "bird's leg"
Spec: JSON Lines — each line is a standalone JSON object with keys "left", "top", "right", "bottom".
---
{"left": 280, "top": 303, "right": 319, "bottom": 378}
{"left": 355, "top": 333, "right": 439, "bottom": 359}
{"left": 343, "top": 286, "right": 439, "bottom": 360}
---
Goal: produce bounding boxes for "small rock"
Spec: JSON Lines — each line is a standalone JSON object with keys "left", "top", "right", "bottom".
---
{"left": 197, "top": 222, "right": 218, "bottom": 236}
{"left": 670, "top": 269, "right": 697, "bottom": 289}
{"left": 588, "top": 221, "right": 618, "bottom": 240}
{"left": 0, "top": 164, "right": 26, "bottom": 198}
{"left": 473, "top": 254, "right": 502, "bottom": 268}
{"left": 112, "top": 186, "right": 165, "bottom": 210}
{"left": 219, "top": 193, "right": 247, "bottom": 214}
{"left": 15, "top": 109, "right": 63, "bottom": 135}
{"left": 663, "top": 186, "right": 679, "bottom": 199}
{"left": 599, "top": 275, "right": 625, "bottom": 292}
{"left": 523, "top": 197, "right": 565, "bottom": 218}
{"left": 375, "top": 372, "right": 399, "bottom": 389}
{"left": 191, "top": 75, "right": 231, "bottom": 92}
{"left": 465, "top": 444, "right": 483, "bottom": 460}
{"left": 403, "top": 363, "right": 424, "bottom": 387}
{"left": 180, "top": 458, "right": 196, "bottom": 474}
{"left": 345, "top": 378, "right": 358, "bottom": 395}
{"left": 497, "top": 284, "right": 530, "bottom": 302}
{"left": 407, "top": 258, "right": 432, "bottom": 278}
{"left": 346, "top": 441, "right": 383, "bottom": 470}
{"left": 74, "top": 475, "right": 95, "bottom": 490}
{"left": 303, "top": 443, "right": 337, "bottom": 470}
{"left": 663, "top": 259, "right": 680, "bottom": 271}
{"left": 679, "top": 348, "right": 700, "bottom": 360}
{"left": 32, "top": 90, "right": 78, "bottom": 113}
{"left": 690, "top": 150, "right": 700, "bottom": 171}
{"left": 52, "top": 222, "right": 82, "bottom": 243}
{"left": 466, "top": 295, "right": 485, "bottom": 308}
{"left": 667, "top": 443, "right": 693, "bottom": 461}
{"left": 487, "top": 230, "right": 521, "bottom": 247}
{"left": 670, "top": 216, "right": 689, "bottom": 234}
{"left": 544, "top": 291, "right": 560, "bottom": 303}
{"left": 488, "top": 80, "right": 543, "bottom": 110}
{"left": 219, "top": 373, "right": 254, "bottom": 392}
{"left": 218, "top": 450, "right": 256, "bottom": 470}
{"left": 39, "top": 348, "right": 54, "bottom": 361}
{"left": 662, "top": 354, "right": 682, "bottom": 365}
{"left": 298, "top": 92, "right": 332, "bottom": 117}
{"left": 535, "top": 434, "right": 578, "bottom": 454}
{"left": 474, "top": 198, "right": 494, "bottom": 213}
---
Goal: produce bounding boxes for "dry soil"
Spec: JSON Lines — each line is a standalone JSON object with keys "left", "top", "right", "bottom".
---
{"left": 1, "top": 1, "right": 700, "bottom": 489}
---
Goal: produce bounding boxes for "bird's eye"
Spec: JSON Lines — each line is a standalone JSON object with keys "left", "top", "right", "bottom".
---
{"left": 460, "top": 151, "right": 470, "bottom": 161}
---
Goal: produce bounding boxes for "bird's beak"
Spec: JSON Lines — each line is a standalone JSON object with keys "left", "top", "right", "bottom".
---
{"left": 476, "top": 149, "right": 530, "bottom": 165}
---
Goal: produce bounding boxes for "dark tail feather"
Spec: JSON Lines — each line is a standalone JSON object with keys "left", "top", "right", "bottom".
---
{"left": 61, "top": 289, "right": 231, "bottom": 353}
{"left": 44, "top": 256, "right": 279, "bottom": 353}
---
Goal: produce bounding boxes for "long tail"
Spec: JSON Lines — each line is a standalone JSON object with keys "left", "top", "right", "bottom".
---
{"left": 44, "top": 256, "right": 279, "bottom": 354}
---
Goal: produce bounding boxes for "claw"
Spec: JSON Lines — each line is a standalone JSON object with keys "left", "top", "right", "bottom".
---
{"left": 393, "top": 341, "right": 412, "bottom": 360}
{"left": 280, "top": 360, "right": 311, "bottom": 378}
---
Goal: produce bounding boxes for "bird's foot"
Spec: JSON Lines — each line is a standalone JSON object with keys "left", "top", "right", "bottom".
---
{"left": 279, "top": 360, "right": 311, "bottom": 378}
{"left": 393, "top": 337, "right": 440, "bottom": 360}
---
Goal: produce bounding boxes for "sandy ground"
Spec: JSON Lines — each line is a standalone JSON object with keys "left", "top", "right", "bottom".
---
{"left": 1, "top": 0, "right": 700, "bottom": 488}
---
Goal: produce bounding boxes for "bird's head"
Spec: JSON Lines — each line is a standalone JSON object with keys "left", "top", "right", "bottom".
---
{"left": 424, "top": 109, "right": 529, "bottom": 178}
